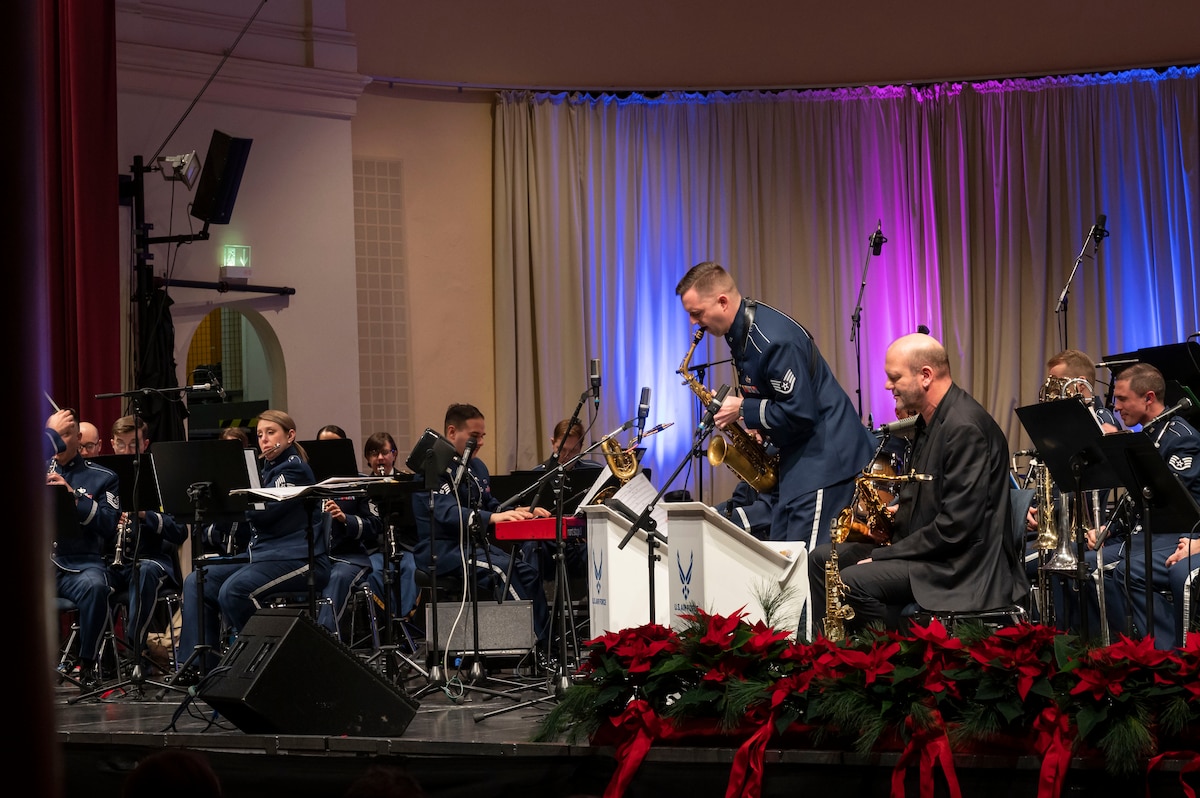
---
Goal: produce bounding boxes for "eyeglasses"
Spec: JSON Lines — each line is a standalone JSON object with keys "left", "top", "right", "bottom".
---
{"left": 369, "top": 449, "right": 397, "bottom": 457}
{"left": 80, "top": 442, "right": 100, "bottom": 451}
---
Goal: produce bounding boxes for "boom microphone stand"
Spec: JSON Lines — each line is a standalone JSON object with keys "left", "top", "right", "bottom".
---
{"left": 850, "top": 222, "right": 885, "bottom": 424}
{"left": 1054, "top": 213, "right": 1109, "bottom": 351}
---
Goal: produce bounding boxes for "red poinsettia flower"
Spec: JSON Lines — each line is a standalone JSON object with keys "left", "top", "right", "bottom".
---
{"left": 967, "top": 622, "right": 1059, "bottom": 701}
{"left": 742, "top": 620, "right": 793, "bottom": 657}
{"left": 697, "top": 609, "right": 746, "bottom": 648}
{"left": 816, "top": 640, "right": 902, "bottom": 685}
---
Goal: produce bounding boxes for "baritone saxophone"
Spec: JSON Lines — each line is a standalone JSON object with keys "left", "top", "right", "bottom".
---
{"left": 677, "top": 328, "right": 778, "bottom": 492}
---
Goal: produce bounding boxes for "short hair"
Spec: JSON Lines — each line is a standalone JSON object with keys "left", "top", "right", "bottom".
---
{"left": 1047, "top": 349, "right": 1096, "bottom": 381}
{"left": 112, "top": 415, "right": 149, "bottom": 437}
{"left": 444, "top": 403, "right": 484, "bottom": 432}
{"left": 675, "top": 261, "right": 735, "bottom": 297}
{"left": 364, "top": 431, "right": 398, "bottom": 459}
{"left": 552, "top": 419, "right": 584, "bottom": 441}
{"left": 1117, "top": 362, "right": 1165, "bottom": 399}
{"left": 317, "top": 424, "right": 347, "bottom": 439}
{"left": 896, "top": 334, "right": 950, "bottom": 377}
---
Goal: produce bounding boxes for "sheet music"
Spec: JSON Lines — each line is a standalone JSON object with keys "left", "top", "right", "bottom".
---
{"left": 611, "top": 472, "right": 669, "bottom": 533}
{"left": 575, "top": 464, "right": 615, "bottom": 508}
{"left": 231, "top": 475, "right": 397, "bottom": 501}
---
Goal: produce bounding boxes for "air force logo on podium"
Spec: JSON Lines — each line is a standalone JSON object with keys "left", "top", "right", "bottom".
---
{"left": 676, "top": 550, "right": 693, "bottom": 603}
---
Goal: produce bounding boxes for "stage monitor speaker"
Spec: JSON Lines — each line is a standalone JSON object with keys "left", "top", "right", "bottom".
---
{"left": 426, "top": 599, "right": 534, "bottom": 655}
{"left": 190, "top": 129, "right": 252, "bottom": 225}
{"left": 198, "top": 608, "right": 418, "bottom": 736}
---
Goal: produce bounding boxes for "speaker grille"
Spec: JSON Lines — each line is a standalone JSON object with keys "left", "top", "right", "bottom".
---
{"left": 199, "top": 608, "right": 419, "bottom": 737}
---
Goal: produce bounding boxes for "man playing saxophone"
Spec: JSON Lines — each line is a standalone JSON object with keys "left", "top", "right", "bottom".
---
{"left": 807, "top": 333, "right": 1027, "bottom": 634}
{"left": 676, "top": 262, "right": 875, "bottom": 551}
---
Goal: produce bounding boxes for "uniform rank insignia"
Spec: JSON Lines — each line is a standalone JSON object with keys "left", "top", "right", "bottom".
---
{"left": 770, "top": 369, "right": 796, "bottom": 395}
{"left": 1168, "top": 454, "right": 1193, "bottom": 471}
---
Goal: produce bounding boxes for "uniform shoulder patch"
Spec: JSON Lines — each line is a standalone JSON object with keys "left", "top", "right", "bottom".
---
{"left": 1167, "top": 454, "right": 1193, "bottom": 471}
{"left": 769, "top": 369, "right": 796, "bottom": 395}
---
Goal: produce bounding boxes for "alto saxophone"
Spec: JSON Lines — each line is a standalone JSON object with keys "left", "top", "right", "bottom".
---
{"left": 677, "top": 328, "right": 778, "bottom": 492}
{"left": 823, "top": 545, "right": 855, "bottom": 642}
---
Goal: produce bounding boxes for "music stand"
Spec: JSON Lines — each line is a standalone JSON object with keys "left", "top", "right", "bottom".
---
{"left": 405, "top": 429, "right": 458, "bottom": 694}
{"left": 1095, "top": 432, "right": 1200, "bottom": 641}
{"left": 151, "top": 440, "right": 253, "bottom": 695}
{"left": 1015, "top": 398, "right": 1124, "bottom": 641}
{"left": 1099, "top": 341, "right": 1200, "bottom": 421}
{"left": 298, "top": 438, "right": 360, "bottom": 482}
{"left": 51, "top": 487, "right": 87, "bottom": 689}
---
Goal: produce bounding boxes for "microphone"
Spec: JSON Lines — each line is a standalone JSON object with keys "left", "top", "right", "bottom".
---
{"left": 1090, "top": 213, "right": 1109, "bottom": 245}
{"left": 872, "top": 415, "right": 919, "bottom": 437}
{"left": 871, "top": 221, "right": 886, "bottom": 257}
{"left": 452, "top": 436, "right": 478, "bottom": 486}
{"left": 589, "top": 359, "right": 602, "bottom": 408}
{"left": 635, "top": 387, "right": 651, "bottom": 443}
{"left": 186, "top": 380, "right": 224, "bottom": 399}
{"left": 1095, "top": 358, "right": 1139, "bottom": 370}
{"left": 696, "top": 384, "right": 731, "bottom": 435}
{"left": 1152, "top": 396, "right": 1194, "bottom": 427}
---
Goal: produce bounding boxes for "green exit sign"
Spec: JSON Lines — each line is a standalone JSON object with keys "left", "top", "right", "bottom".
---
{"left": 222, "top": 245, "right": 251, "bottom": 268}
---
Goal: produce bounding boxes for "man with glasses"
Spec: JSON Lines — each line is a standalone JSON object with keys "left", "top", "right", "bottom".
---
{"left": 79, "top": 421, "right": 103, "bottom": 457}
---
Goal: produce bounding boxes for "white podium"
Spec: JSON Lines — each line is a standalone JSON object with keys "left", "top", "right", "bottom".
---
{"left": 581, "top": 505, "right": 671, "bottom": 635}
{"left": 664, "top": 502, "right": 809, "bottom": 638}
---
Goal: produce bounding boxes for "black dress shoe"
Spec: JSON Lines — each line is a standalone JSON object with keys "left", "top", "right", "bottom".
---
{"left": 77, "top": 664, "right": 102, "bottom": 691}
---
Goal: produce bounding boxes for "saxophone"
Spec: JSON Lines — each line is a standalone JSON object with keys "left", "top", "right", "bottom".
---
{"left": 823, "top": 546, "right": 855, "bottom": 641}
{"left": 677, "top": 328, "right": 778, "bottom": 492}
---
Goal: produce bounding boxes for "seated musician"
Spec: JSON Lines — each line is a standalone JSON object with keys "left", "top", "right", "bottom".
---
{"left": 1023, "top": 349, "right": 1121, "bottom": 636}
{"left": 411, "top": 403, "right": 552, "bottom": 660}
{"left": 807, "top": 333, "right": 1026, "bottom": 634}
{"left": 106, "top": 415, "right": 189, "bottom": 676}
{"left": 1101, "top": 364, "right": 1200, "bottom": 649}
{"left": 363, "top": 431, "right": 420, "bottom": 621}
{"left": 175, "top": 410, "right": 329, "bottom": 683}
{"left": 522, "top": 419, "right": 602, "bottom": 581}
{"left": 314, "top": 424, "right": 383, "bottom": 638}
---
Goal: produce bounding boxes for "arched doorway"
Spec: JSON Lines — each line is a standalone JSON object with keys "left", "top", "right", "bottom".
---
{"left": 184, "top": 306, "right": 284, "bottom": 438}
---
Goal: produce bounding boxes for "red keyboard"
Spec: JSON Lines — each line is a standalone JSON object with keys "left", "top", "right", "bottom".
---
{"left": 493, "top": 515, "right": 585, "bottom": 541}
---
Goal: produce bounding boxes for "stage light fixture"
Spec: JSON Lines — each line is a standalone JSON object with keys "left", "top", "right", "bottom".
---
{"left": 156, "top": 151, "right": 201, "bottom": 190}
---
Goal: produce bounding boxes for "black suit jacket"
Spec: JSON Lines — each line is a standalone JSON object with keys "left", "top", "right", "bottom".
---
{"left": 873, "top": 383, "right": 1027, "bottom": 612}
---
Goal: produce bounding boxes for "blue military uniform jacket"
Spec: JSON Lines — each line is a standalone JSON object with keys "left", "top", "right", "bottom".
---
{"left": 412, "top": 457, "right": 500, "bottom": 578}
{"left": 725, "top": 298, "right": 875, "bottom": 494}
{"left": 245, "top": 446, "right": 325, "bottom": 563}
{"left": 50, "top": 454, "right": 120, "bottom": 568}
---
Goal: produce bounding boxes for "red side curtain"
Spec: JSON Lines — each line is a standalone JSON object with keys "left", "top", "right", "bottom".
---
{"left": 42, "top": 0, "right": 121, "bottom": 429}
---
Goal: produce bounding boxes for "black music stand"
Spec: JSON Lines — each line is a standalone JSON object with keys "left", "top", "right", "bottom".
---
{"left": 1015, "top": 398, "right": 1123, "bottom": 641}
{"left": 405, "top": 429, "right": 459, "bottom": 695}
{"left": 298, "top": 438, "right": 359, "bottom": 482}
{"left": 1095, "top": 432, "right": 1200, "bottom": 642}
{"left": 51, "top": 487, "right": 88, "bottom": 689}
{"left": 151, "top": 439, "right": 253, "bottom": 696}
{"left": 362, "top": 476, "right": 427, "bottom": 683}
{"left": 1100, "top": 341, "right": 1200, "bottom": 420}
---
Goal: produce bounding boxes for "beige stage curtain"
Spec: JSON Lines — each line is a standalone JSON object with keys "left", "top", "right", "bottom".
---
{"left": 493, "top": 69, "right": 1199, "bottom": 500}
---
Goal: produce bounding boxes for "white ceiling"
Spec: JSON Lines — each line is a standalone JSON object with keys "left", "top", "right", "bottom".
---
{"left": 347, "top": 0, "right": 1200, "bottom": 92}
